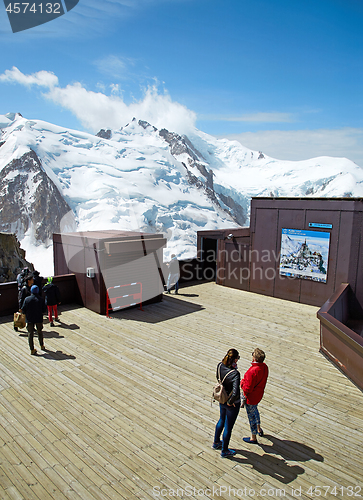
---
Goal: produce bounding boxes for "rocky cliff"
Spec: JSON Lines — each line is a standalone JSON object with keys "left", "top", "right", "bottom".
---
{"left": 0, "top": 149, "right": 72, "bottom": 244}
{"left": 0, "top": 232, "right": 33, "bottom": 283}
{"left": 158, "top": 124, "right": 246, "bottom": 225}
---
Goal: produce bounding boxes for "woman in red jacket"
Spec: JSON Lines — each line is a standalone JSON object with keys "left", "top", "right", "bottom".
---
{"left": 240, "top": 348, "right": 268, "bottom": 444}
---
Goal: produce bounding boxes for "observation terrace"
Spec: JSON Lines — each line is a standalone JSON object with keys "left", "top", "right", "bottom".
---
{"left": 0, "top": 282, "right": 361, "bottom": 499}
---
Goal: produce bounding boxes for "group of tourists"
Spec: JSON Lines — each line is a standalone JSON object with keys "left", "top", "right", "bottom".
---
{"left": 213, "top": 348, "right": 269, "bottom": 458}
{"left": 16, "top": 268, "right": 61, "bottom": 355}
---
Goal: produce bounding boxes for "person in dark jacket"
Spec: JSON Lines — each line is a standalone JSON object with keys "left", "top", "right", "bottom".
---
{"left": 14, "top": 274, "right": 33, "bottom": 332}
{"left": 18, "top": 274, "right": 34, "bottom": 310}
{"left": 20, "top": 285, "right": 46, "bottom": 355}
{"left": 16, "top": 267, "right": 29, "bottom": 291}
{"left": 32, "top": 270, "right": 43, "bottom": 296}
{"left": 241, "top": 348, "right": 269, "bottom": 444}
{"left": 42, "top": 276, "right": 61, "bottom": 326}
{"left": 213, "top": 348, "right": 241, "bottom": 458}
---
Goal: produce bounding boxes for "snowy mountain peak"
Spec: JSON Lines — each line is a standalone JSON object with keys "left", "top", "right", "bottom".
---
{"left": 96, "top": 129, "right": 112, "bottom": 140}
{"left": 1, "top": 112, "right": 363, "bottom": 274}
{"left": 119, "top": 118, "right": 158, "bottom": 136}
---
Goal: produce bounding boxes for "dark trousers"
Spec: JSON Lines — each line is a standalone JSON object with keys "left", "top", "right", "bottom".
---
{"left": 214, "top": 403, "right": 240, "bottom": 452}
{"left": 27, "top": 323, "right": 44, "bottom": 351}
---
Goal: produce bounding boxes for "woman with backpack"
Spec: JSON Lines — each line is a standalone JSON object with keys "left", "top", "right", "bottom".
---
{"left": 212, "top": 348, "right": 241, "bottom": 458}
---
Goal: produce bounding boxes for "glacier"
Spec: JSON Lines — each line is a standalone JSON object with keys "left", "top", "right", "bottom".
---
{"left": 1, "top": 112, "right": 363, "bottom": 275}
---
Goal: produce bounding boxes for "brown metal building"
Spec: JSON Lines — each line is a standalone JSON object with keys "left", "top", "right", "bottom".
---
{"left": 198, "top": 197, "right": 363, "bottom": 307}
{"left": 198, "top": 197, "right": 363, "bottom": 390}
{"left": 53, "top": 230, "right": 166, "bottom": 315}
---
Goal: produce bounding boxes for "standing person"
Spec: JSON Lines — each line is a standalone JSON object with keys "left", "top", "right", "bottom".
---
{"left": 42, "top": 277, "right": 61, "bottom": 326}
{"left": 16, "top": 267, "right": 29, "bottom": 291}
{"left": 241, "top": 348, "right": 269, "bottom": 444}
{"left": 20, "top": 285, "right": 46, "bottom": 355}
{"left": 166, "top": 254, "right": 180, "bottom": 294}
{"left": 32, "top": 270, "right": 43, "bottom": 296}
{"left": 14, "top": 273, "right": 33, "bottom": 332}
{"left": 18, "top": 274, "right": 34, "bottom": 310}
{"left": 212, "top": 348, "right": 241, "bottom": 458}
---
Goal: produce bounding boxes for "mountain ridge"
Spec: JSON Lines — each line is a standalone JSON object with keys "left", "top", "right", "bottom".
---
{"left": 1, "top": 112, "right": 363, "bottom": 274}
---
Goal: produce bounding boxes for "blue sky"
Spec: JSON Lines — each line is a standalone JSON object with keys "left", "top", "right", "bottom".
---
{"left": 1, "top": 0, "right": 363, "bottom": 165}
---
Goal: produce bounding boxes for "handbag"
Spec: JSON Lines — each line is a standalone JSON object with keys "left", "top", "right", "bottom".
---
{"left": 212, "top": 363, "right": 235, "bottom": 405}
{"left": 14, "top": 312, "right": 26, "bottom": 329}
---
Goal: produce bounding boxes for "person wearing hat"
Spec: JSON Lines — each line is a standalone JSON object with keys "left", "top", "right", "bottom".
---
{"left": 42, "top": 277, "right": 61, "bottom": 326}
{"left": 20, "top": 285, "right": 46, "bottom": 355}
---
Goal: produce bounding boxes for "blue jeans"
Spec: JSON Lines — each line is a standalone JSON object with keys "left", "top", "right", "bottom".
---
{"left": 214, "top": 403, "right": 240, "bottom": 452}
{"left": 167, "top": 273, "right": 179, "bottom": 292}
{"left": 245, "top": 404, "right": 260, "bottom": 435}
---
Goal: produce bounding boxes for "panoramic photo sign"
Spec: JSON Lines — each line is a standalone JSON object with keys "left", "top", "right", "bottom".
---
{"left": 279, "top": 228, "right": 330, "bottom": 283}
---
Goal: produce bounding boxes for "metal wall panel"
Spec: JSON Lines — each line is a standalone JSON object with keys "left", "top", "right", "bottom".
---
{"left": 200, "top": 198, "right": 363, "bottom": 307}
{"left": 273, "top": 208, "right": 305, "bottom": 302}
{"left": 249, "top": 208, "right": 278, "bottom": 296}
{"left": 101, "top": 249, "right": 164, "bottom": 308}
{"left": 300, "top": 210, "right": 340, "bottom": 306}
{"left": 0, "top": 275, "right": 80, "bottom": 317}
{"left": 320, "top": 325, "right": 363, "bottom": 390}
{"left": 347, "top": 211, "right": 363, "bottom": 293}
{"left": 84, "top": 245, "right": 103, "bottom": 314}
{"left": 53, "top": 240, "right": 70, "bottom": 276}
{"left": 65, "top": 244, "right": 86, "bottom": 308}
{"left": 53, "top": 231, "right": 166, "bottom": 314}
{"left": 223, "top": 242, "right": 250, "bottom": 291}
{"left": 354, "top": 214, "right": 363, "bottom": 307}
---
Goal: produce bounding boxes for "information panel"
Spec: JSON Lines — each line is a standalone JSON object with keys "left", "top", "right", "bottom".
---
{"left": 279, "top": 228, "right": 330, "bottom": 283}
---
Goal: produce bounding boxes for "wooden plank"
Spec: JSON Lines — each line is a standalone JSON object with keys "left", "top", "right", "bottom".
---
{"left": 0, "top": 282, "right": 362, "bottom": 500}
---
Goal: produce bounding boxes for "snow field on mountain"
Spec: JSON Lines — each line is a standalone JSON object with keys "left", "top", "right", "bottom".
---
{"left": 0, "top": 114, "right": 238, "bottom": 273}
{"left": 191, "top": 129, "right": 363, "bottom": 198}
{"left": 2, "top": 112, "right": 363, "bottom": 275}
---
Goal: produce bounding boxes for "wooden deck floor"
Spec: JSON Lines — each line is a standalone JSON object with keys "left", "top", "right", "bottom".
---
{"left": 0, "top": 282, "right": 362, "bottom": 500}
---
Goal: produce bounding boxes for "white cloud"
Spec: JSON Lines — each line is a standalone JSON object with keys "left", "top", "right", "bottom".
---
{"left": 0, "top": 66, "right": 58, "bottom": 88}
{"left": 199, "top": 112, "right": 294, "bottom": 123}
{"left": 223, "top": 128, "right": 363, "bottom": 167}
{"left": 94, "top": 55, "right": 135, "bottom": 80}
{"left": 48, "top": 83, "right": 196, "bottom": 134}
{"left": 110, "top": 83, "right": 122, "bottom": 95}
{"left": 0, "top": 67, "right": 196, "bottom": 134}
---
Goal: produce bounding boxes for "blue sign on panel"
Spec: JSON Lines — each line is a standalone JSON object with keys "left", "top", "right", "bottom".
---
{"left": 309, "top": 223, "right": 333, "bottom": 229}
{"left": 280, "top": 228, "right": 331, "bottom": 283}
